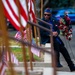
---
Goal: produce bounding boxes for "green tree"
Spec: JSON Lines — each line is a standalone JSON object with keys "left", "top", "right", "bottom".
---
{"left": 44, "top": 0, "right": 75, "bottom": 8}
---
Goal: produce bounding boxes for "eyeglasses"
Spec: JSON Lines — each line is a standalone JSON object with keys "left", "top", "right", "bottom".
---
{"left": 44, "top": 14, "right": 50, "bottom": 16}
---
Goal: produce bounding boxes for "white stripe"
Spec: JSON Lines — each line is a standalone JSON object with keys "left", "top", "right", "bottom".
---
{"left": 28, "top": 0, "right": 30, "bottom": 11}
{"left": 31, "top": 1, "right": 35, "bottom": 13}
{"left": 28, "top": 0, "right": 35, "bottom": 22}
{"left": 1, "top": 65, "right": 6, "bottom": 75}
{"left": 21, "top": 15, "right": 27, "bottom": 27}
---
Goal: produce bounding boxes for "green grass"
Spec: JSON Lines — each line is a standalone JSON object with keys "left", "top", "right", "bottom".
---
{"left": 6, "top": 71, "right": 22, "bottom": 75}
{"left": 6, "top": 39, "right": 41, "bottom": 62}
{"left": 11, "top": 47, "right": 41, "bottom": 62}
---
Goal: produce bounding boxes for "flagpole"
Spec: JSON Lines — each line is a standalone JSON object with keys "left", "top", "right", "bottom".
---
{"left": 26, "top": 0, "right": 34, "bottom": 70}
{"left": 32, "top": 0, "right": 37, "bottom": 45}
{"left": 33, "top": 0, "right": 40, "bottom": 46}
{"left": 15, "top": 0, "right": 29, "bottom": 75}
{"left": 41, "top": 0, "right": 43, "bottom": 18}
{"left": 0, "top": 38, "right": 2, "bottom": 62}
{"left": 0, "top": 1, "right": 16, "bottom": 75}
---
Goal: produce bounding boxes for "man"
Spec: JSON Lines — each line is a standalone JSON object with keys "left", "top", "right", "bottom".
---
{"left": 38, "top": 8, "right": 75, "bottom": 71}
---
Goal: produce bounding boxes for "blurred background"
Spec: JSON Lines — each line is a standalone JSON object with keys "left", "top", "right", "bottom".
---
{"left": 36, "top": 0, "right": 75, "bottom": 24}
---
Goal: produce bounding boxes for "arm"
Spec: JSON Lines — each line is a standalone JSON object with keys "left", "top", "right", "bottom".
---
{"left": 51, "top": 16, "right": 60, "bottom": 35}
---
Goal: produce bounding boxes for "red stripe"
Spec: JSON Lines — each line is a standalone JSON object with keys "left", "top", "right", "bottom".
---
{"left": 32, "top": 0, "right": 34, "bottom": 2}
{"left": 0, "top": 64, "right": 3, "bottom": 74}
{"left": 31, "top": 9, "right": 36, "bottom": 23}
{"left": 30, "top": 0, "right": 36, "bottom": 22}
{"left": 20, "top": 2, "right": 28, "bottom": 22}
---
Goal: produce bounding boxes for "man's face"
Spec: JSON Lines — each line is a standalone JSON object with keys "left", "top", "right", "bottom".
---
{"left": 44, "top": 12, "right": 51, "bottom": 20}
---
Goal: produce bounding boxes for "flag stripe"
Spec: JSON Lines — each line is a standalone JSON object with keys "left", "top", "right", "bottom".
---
{"left": 19, "top": 0, "right": 28, "bottom": 22}
{"left": 30, "top": 0, "right": 36, "bottom": 22}
{"left": 0, "top": 64, "right": 6, "bottom": 75}
{"left": 4, "top": 6, "right": 20, "bottom": 30}
{"left": 28, "top": 0, "right": 36, "bottom": 22}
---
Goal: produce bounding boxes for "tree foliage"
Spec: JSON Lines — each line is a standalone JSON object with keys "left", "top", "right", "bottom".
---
{"left": 44, "top": 0, "right": 75, "bottom": 8}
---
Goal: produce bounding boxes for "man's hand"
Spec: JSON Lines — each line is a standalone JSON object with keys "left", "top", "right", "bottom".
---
{"left": 53, "top": 31, "right": 58, "bottom": 36}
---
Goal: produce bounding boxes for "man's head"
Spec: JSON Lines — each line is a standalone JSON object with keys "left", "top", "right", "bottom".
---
{"left": 44, "top": 8, "right": 52, "bottom": 20}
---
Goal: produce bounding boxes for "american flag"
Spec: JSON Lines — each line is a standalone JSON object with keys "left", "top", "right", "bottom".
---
{"left": 0, "top": 62, "right": 7, "bottom": 75}
{"left": 2, "top": 0, "right": 40, "bottom": 59}
{"left": 15, "top": 30, "right": 40, "bottom": 57}
{"left": 14, "top": 31, "right": 22, "bottom": 40}
{"left": 6, "top": 51, "right": 19, "bottom": 66}
{"left": 15, "top": 30, "right": 27, "bottom": 41}
{"left": 2, "top": 0, "right": 36, "bottom": 30}
{"left": 2, "top": 0, "right": 28, "bottom": 30}
{"left": 28, "top": 0, "right": 40, "bottom": 57}
{"left": 0, "top": 46, "right": 19, "bottom": 75}
{"left": 0, "top": 49, "right": 7, "bottom": 75}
